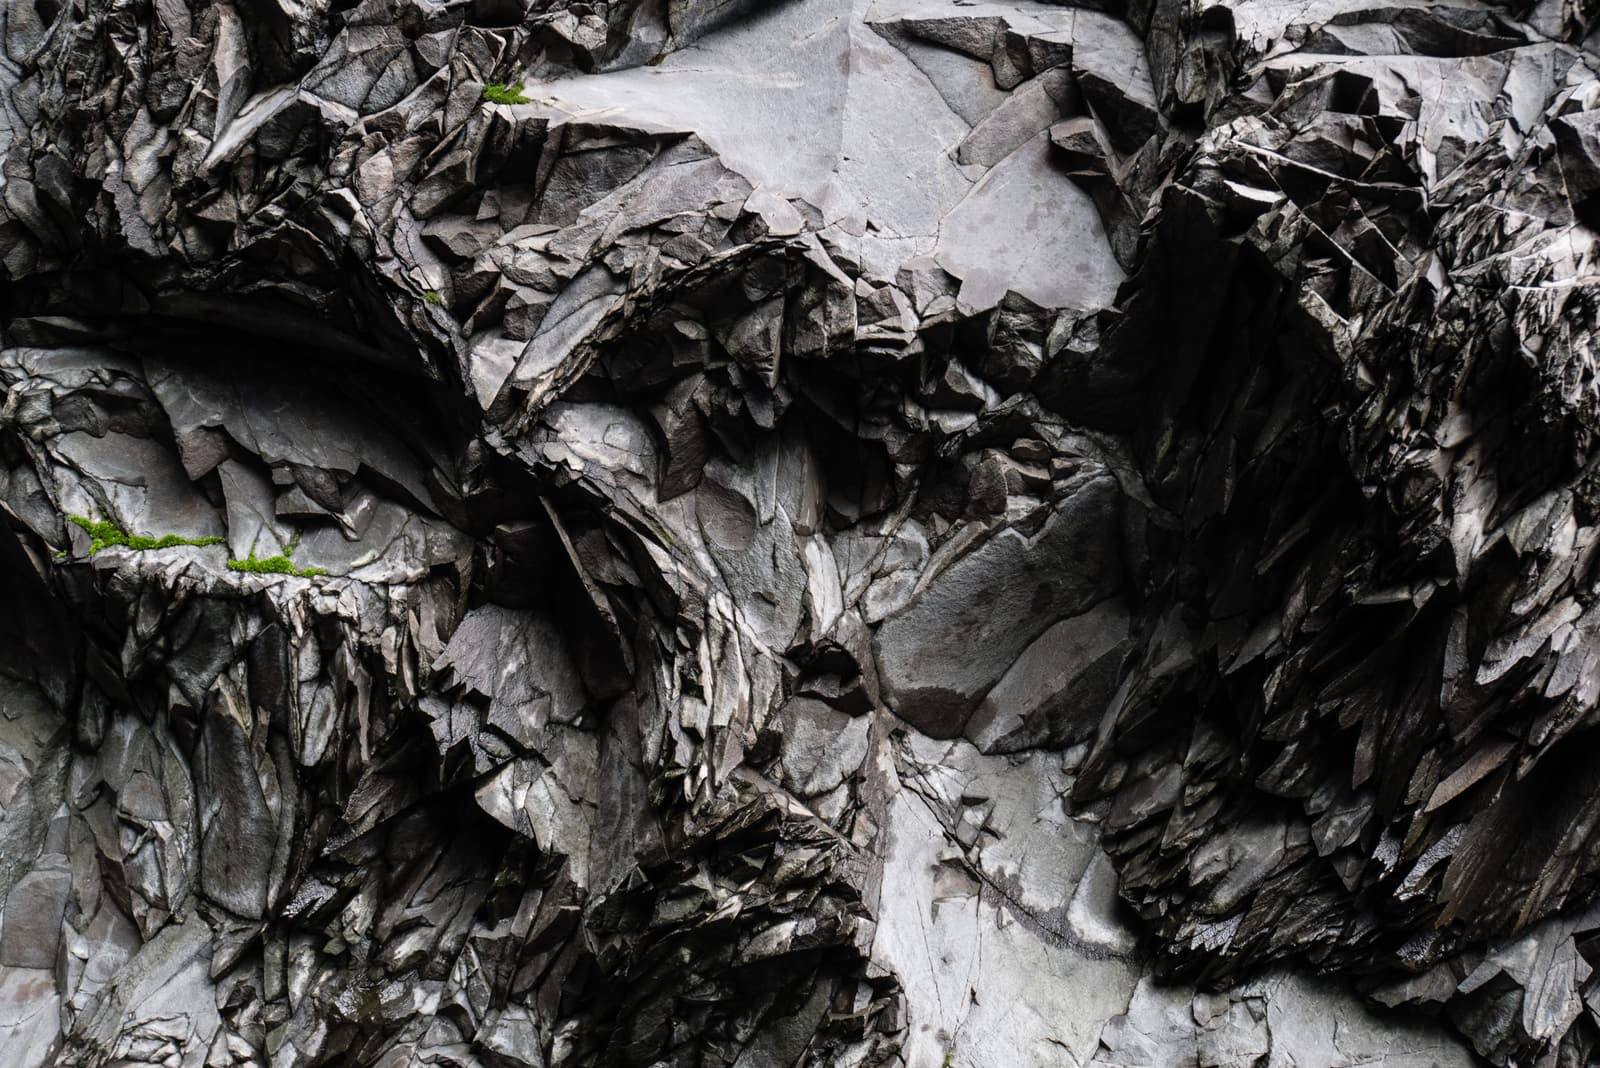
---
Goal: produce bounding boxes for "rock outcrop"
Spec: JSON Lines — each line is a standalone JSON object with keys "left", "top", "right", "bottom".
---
{"left": 1, "top": 0, "right": 1598, "bottom": 1064}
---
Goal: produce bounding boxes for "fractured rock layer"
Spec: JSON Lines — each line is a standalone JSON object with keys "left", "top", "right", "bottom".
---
{"left": 0, "top": 0, "right": 1598, "bottom": 1064}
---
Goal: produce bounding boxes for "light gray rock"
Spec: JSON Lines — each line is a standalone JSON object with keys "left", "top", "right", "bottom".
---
{"left": 776, "top": 696, "right": 870, "bottom": 798}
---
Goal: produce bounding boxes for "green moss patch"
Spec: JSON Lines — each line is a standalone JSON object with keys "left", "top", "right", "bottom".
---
{"left": 68, "top": 515, "right": 225, "bottom": 556}
{"left": 481, "top": 81, "right": 531, "bottom": 105}
{"left": 226, "top": 553, "right": 327, "bottom": 578}
{"left": 66, "top": 514, "right": 326, "bottom": 578}
{"left": 227, "top": 533, "right": 325, "bottom": 578}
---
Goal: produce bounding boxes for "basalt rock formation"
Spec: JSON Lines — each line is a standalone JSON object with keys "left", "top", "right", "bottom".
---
{"left": 1, "top": 0, "right": 1599, "bottom": 1064}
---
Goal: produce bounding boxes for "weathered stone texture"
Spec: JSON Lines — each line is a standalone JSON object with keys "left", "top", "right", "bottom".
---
{"left": 1, "top": 0, "right": 1598, "bottom": 1064}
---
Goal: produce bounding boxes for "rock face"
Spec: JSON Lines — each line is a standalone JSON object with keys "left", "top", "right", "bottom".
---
{"left": 0, "top": 0, "right": 1598, "bottom": 1064}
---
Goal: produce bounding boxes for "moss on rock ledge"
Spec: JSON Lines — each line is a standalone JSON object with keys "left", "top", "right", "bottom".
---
{"left": 67, "top": 515, "right": 324, "bottom": 577}
{"left": 480, "top": 81, "right": 530, "bottom": 105}
{"left": 226, "top": 552, "right": 326, "bottom": 578}
{"left": 68, "top": 515, "right": 225, "bottom": 556}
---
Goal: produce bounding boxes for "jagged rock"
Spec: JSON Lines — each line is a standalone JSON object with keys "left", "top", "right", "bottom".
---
{"left": 1, "top": 0, "right": 1597, "bottom": 1064}
{"left": 872, "top": 472, "right": 1121, "bottom": 736}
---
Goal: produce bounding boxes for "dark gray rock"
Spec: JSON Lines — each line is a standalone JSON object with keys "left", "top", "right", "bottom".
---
{"left": 873, "top": 472, "right": 1121, "bottom": 737}
{"left": 0, "top": 0, "right": 1593, "bottom": 1064}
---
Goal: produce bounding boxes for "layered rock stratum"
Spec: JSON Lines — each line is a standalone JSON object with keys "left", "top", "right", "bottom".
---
{"left": 2, "top": 0, "right": 1600, "bottom": 1063}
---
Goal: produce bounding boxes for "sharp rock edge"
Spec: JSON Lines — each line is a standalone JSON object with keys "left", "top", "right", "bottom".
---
{"left": 0, "top": 0, "right": 1596, "bottom": 1064}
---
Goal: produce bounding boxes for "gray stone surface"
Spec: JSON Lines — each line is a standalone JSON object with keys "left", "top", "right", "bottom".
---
{"left": 0, "top": 0, "right": 1596, "bottom": 1064}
